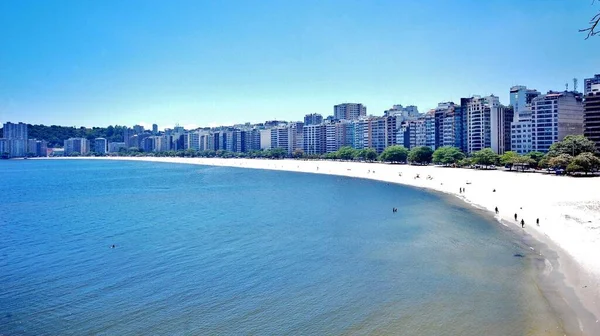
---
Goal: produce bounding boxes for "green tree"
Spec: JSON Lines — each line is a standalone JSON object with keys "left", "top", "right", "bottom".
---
{"left": 292, "top": 149, "right": 305, "bottom": 159}
{"left": 432, "top": 146, "right": 465, "bottom": 165}
{"left": 471, "top": 148, "right": 499, "bottom": 168}
{"left": 570, "top": 152, "right": 600, "bottom": 175}
{"left": 547, "top": 154, "right": 573, "bottom": 170}
{"left": 547, "top": 135, "right": 597, "bottom": 157}
{"left": 379, "top": 145, "right": 409, "bottom": 163}
{"left": 525, "top": 151, "right": 545, "bottom": 168}
{"left": 336, "top": 146, "right": 357, "bottom": 161}
{"left": 357, "top": 148, "right": 378, "bottom": 162}
{"left": 69, "top": 151, "right": 81, "bottom": 157}
{"left": 499, "top": 151, "right": 520, "bottom": 166}
{"left": 408, "top": 146, "right": 433, "bottom": 165}
{"left": 458, "top": 157, "right": 473, "bottom": 167}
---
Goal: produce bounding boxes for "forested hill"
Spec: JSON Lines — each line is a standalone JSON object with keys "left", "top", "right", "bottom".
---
{"left": 0, "top": 124, "right": 130, "bottom": 148}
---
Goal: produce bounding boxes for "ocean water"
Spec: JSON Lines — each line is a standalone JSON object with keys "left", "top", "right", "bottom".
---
{"left": 0, "top": 159, "right": 564, "bottom": 335}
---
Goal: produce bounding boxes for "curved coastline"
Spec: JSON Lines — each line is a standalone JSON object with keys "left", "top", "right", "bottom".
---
{"left": 41, "top": 156, "right": 600, "bottom": 335}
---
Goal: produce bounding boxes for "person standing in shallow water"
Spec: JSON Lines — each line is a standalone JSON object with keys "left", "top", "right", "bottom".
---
{"left": 521, "top": 219, "right": 525, "bottom": 228}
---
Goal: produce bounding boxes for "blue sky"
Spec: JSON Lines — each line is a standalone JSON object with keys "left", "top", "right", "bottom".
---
{"left": 0, "top": 0, "right": 598, "bottom": 129}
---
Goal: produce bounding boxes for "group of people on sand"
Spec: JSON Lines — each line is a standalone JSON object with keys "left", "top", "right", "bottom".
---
{"left": 488, "top": 209, "right": 540, "bottom": 228}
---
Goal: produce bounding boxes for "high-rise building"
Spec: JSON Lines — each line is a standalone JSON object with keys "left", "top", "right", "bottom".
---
{"left": 27, "top": 139, "right": 38, "bottom": 156}
{"left": 368, "top": 117, "right": 386, "bottom": 153}
{"left": 270, "top": 127, "right": 289, "bottom": 151}
{"left": 287, "top": 122, "right": 304, "bottom": 154}
{"left": 531, "top": 91, "right": 584, "bottom": 153}
{"left": 325, "top": 122, "right": 339, "bottom": 153}
{"left": 259, "top": 129, "right": 272, "bottom": 150}
{"left": 584, "top": 84, "right": 600, "bottom": 151}
{"left": 2, "top": 122, "right": 28, "bottom": 157}
{"left": 109, "top": 142, "right": 127, "bottom": 153}
{"left": 509, "top": 85, "right": 541, "bottom": 154}
{"left": 435, "top": 102, "right": 464, "bottom": 151}
{"left": 3, "top": 122, "right": 28, "bottom": 140}
{"left": 352, "top": 118, "right": 370, "bottom": 150}
{"left": 584, "top": 74, "right": 600, "bottom": 96}
{"left": 95, "top": 138, "right": 107, "bottom": 154}
{"left": 123, "top": 128, "right": 131, "bottom": 147}
{"left": 64, "top": 138, "right": 90, "bottom": 155}
{"left": 384, "top": 105, "right": 420, "bottom": 119}
{"left": 424, "top": 110, "right": 436, "bottom": 150}
{"left": 142, "top": 137, "right": 154, "bottom": 152}
{"left": 303, "top": 124, "right": 326, "bottom": 155}
{"left": 334, "top": 103, "right": 366, "bottom": 121}
{"left": 0, "top": 139, "right": 8, "bottom": 156}
{"left": 152, "top": 124, "right": 158, "bottom": 135}
{"left": 133, "top": 125, "right": 145, "bottom": 134}
{"left": 464, "top": 96, "right": 493, "bottom": 154}
{"left": 503, "top": 106, "right": 514, "bottom": 152}
{"left": 304, "top": 113, "right": 323, "bottom": 126}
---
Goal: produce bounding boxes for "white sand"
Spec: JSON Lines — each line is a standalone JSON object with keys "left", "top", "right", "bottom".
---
{"left": 51, "top": 156, "right": 600, "bottom": 332}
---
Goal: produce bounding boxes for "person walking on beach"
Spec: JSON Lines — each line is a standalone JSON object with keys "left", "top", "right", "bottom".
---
{"left": 536, "top": 218, "right": 540, "bottom": 226}
{"left": 521, "top": 219, "right": 525, "bottom": 228}
{"left": 495, "top": 207, "right": 498, "bottom": 214}
{"left": 514, "top": 213, "right": 518, "bottom": 221}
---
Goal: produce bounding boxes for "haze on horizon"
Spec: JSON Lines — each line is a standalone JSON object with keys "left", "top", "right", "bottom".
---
{"left": 0, "top": 0, "right": 598, "bottom": 129}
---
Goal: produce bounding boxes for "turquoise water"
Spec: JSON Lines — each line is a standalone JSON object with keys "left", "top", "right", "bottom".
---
{"left": 0, "top": 160, "right": 562, "bottom": 335}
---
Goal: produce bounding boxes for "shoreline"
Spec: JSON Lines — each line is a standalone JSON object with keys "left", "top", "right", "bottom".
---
{"left": 35, "top": 156, "right": 600, "bottom": 334}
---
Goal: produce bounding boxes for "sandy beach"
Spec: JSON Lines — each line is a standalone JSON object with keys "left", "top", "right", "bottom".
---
{"left": 49, "top": 156, "right": 600, "bottom": 334}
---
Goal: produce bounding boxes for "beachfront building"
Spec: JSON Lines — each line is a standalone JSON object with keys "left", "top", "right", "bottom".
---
{"left": 64, "top": 138, "right": 90, "bottom": 156}
{"left": 303, "top": 124, "right": 326, "bottom": 155}
{"left": 584, "top": 74, "right": 600, "bottom": 95}
{"left": 270, "top": 127, "right": 289, "bottom": 151}
{"left": 368, "top": 117, "right": 386, "bottom": 153}
{"left": 142, "top": 137, "right": 154, "bottom": 152}
{"left": 424, "top": 110, "right": 436, "bottom": 150}
{"left": 287, "top": 122, "right": 304, "bottom": 154}
{"left": 26, "top": 139, "right": 47, "bottom": 157}
{"left": 123, "top": 127, "right": 132, "bottom": 148}
{"left": 109, "top": 142, "right": 127, "bottom": 153}
{"left": 152, "top": 124, "right": 158, "bottom": 135}
{"left": 1, "top": 122, "right": 28, "bottom": 157}
{"left": 352, "top": 118, "right": 369, "bottom": 150}
{"left": 530, "top": 91, "right": 584, "bottom": 153}
{"left": 436, "top": 102, "right": 465, "bottom": 150}
{"left": 401, "top": 118, "right": 428, "bottom": 149}
{"left": 3, "top": 122, "right": 27, "bottom": 139}
{"left": 304, "top": 113, "right": 323, "bottom": 126}
{"left": 94, "top": 138, "right": 107, "bottom": 154}
{"left": 325, "top": 122, "right": 339, "bottom": 153}
{"left": 334, "top": 103, "right": 366, "bottom": 121}
{"left": 259, "top": 129, "right": 272, "bottom": 150}
{"left": 463, "top": 96, "right": 493, "bottom": 154}
{"left": 0, "top": 139, "right": 8, "bottom": 157}
{"left": 509, "top": 85, "right": 541, "bottom": 154}
{"left": 584, "top": 84, "right": 600, "bottom": 150}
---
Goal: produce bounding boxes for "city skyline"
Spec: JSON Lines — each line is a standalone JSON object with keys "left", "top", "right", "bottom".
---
{"left": 0, "top": 0, "right": 598, "bottom": 128}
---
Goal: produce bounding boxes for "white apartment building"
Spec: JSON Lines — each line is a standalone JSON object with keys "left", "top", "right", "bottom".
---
{"left": 509, "top": 85, "right": 541, "bottom": 154}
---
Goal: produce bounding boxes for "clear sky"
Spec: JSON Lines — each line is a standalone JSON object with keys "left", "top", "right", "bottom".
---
{"left": 0, "top": 0, "right": 598, "bottom": 130}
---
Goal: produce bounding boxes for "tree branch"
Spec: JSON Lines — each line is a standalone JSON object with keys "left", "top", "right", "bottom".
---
{"left": 580, "top": 12, "right": 600, "bottom": 39}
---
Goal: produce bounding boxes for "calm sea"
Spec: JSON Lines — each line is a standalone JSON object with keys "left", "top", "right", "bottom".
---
{"left": 0, "top": 159, "right": 563, "bottom": 335}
